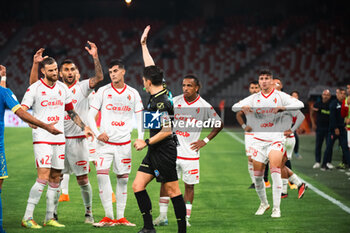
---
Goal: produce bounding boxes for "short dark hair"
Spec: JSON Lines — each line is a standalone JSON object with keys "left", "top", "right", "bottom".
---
{"left": 249, "top": 80, "right": 259, "bottom": 86}
{"left": 291, "top": 90, "right": 299, "bottom": 96}
{"left": 41, "top": 57, "right": 56, "bottom": 68}
{"left": 337, "top": 87, "right": 345, "bottom": 92}
{"left": 259, "top": 68, "right": 273, "bottom": 77}
{"left": 60, "top": 59, "right": 75, "bottom": 70}
{"left": 184, "top": 74, "right": 200, "bottom": 86}
{"left": 109, "top": 59, "right": 125, "bottom": 70}
{"left": 184, "top": 74, "right": 201, "bottom": 93}
{"left": 143, "top": 65, "right": 163, "bottom": 86}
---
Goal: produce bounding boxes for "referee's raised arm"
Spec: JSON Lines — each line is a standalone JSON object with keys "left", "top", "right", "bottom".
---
{"left": 141, "top": 25, "right": 155, "bottom": 67}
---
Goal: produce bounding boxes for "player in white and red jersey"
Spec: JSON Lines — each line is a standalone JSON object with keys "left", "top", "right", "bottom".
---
{"left": 232, "top": 69, "right": 304, "bottom": 218}
{"left": 57, "top": 65, "right": 84, "bottom": 203}
{"left": 153, "top": 74, "right": 223, "bottom": 227}
{"left": 27, "top": 43, "right": 103, "bottom": 224}
{"left": 280, "top": 105, "right": 307, "bottom": 199}
{"left": 274, "top": 79, "right": 307, "bottom": 199}
{"left": 21, "top": 57, "right": 93, "bottom": 228}
{"left": 59, "top": 68, "right": 97, "bottom": 202}
{"left": 88, "top": 59, "right": 144, "bottom": 227}
{"left": 235, "top": 81, "right": 261, "bottom": 189}
{"left": 56, "top": 66, "right": 83, "bottom": 203}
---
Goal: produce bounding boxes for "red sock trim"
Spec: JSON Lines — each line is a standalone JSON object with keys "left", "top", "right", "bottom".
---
{"left": 270, "top": 167, "right": 281, "bottom": 174}
{"left": 36, "top": 178, "right": 48, "bottom": 185}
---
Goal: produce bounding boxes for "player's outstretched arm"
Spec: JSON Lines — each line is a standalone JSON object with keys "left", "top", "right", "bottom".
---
{"left": 29, "top": 48, "right": 47, "bottom": 85}
{"left": 232, "top": 95, "right": 254, "bottom": 113}
{"left": 85, "top": 41, "right": 103, "bottom": 89}
{"left": 236, "top": 110, "right": 245, "bottom": 126}
{"left": 15, "top": 108, "right": 62, "bottom": 135}
{"left": 236, "top": 110, "right": 251, "bottom": 131}
{"left": 281, "top": 92, "right": 304, "bottom": 110}
{"left": 141, "top": 25, "right": 155, "bottom": 67}
{"left": 87, "top": 107, "right": 109, "bottom": 142}
{"left": 67, "top": 109, "right": 94, "bottom": 140}
{"left": 291, "top": 110, "right": 305, "bottom": 132}
{"left": 0, "top": 65, "right": 7, "bottom": 88}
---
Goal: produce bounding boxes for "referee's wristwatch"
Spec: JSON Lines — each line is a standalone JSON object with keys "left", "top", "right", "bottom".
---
{"left": 145, "top": 139, "right": 150, "bottom": 146}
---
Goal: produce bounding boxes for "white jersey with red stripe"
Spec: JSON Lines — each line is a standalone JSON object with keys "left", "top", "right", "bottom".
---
{"left": 90, "top": 83, "right": 143, "bottom": 144}
{"left": 64, "top": 80, "right": 93, "bottom": 137}
{"left": 173, "top": 94, "right": 221, "bottom": 159}
{"left": 22, "top": 79, "right": 73, "bottom": 144}
{"left": 232, "top": 89, "right": 304, "bottom": 142}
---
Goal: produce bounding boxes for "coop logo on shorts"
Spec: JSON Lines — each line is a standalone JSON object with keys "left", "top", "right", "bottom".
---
{"left": 143, "top": 110, "right": 162, "bottom": 129}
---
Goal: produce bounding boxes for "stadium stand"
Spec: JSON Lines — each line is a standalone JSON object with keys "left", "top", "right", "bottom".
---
{"left": 0, "top": 21, "right": 19, "bottom": 48}
{"left": 127, "top": 16, "right": 308, "bottom": 97}
{"left": 2, "top": 18, "right": 163, "bottom": 97}
{"left": 1, "top": 16, "right": 349, "bottom": 105}
{"left": 215, "top": 17, "right": 350, "bottom": 104}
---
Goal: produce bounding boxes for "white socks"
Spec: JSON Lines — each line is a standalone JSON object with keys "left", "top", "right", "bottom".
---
{"left": 186, "top": 203, "right": 192, "bottom": 219}
{"left": 159, "top": 197, "right": 170, "bottom": 218}
{"left": 24, "top": 179, "right": 47, "bottom": 220}
{"left": 248, "top": 162, "right": 255, "bottom": 183}
{"left": 289, "top": 174, "right": 302, "bottom": 187}
{"left": 282, "top": 179, "right": 288, "bottom": 194}
{"left": 46, "top": 182, "right": 60, "bottom": 221}
{"left": 79, "top": 182, "right": 93, "bottom": 214}
{"left": 254, "top": 171, "right": 268, "bottom": 205}
{"left": 270, "top": 167, "right": 282, "bottom": 209}
{"left": 116, "top": 177, "right": 128, "bottom": 220}
{"left": 61, "top": 174, "right": 70, "bottom": 195}
{"left": 53, "top": 185, "right": 60, "bottom": 216}
{"left": 97, "top": 173, "right": 114, "bottom": 219}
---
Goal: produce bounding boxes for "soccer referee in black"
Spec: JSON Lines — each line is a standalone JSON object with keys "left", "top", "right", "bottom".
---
{"left": 133, "top": 25, "right": 186, "bottom": 233}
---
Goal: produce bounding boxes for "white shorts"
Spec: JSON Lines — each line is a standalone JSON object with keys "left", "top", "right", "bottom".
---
{"left": 176, "top": 157, "right": 200, "bottom": 185}
{"left": 95, "top": 142, "right": 132, "bottom": 175}
{"left": 62, "top": 138, "right": 90, "bottom": 176}
{"left": 88, "top": 139, "right": 98, "bottom": 162}
{"left": 244, "top": 133, "right": 254, "bottom": 157}
{"left": 34, "top": 144, "right": 65, "bottom": 170}
{"left": 347, "top": 129, "right": 350, "bottom": 148}
{"left": 251, "top": 138, "right": 285, "bottom": 164}
{"left": 285, "top": 135, "right": 296, "bottom": 160}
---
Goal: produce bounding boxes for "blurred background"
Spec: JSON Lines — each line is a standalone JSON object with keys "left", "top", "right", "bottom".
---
{"left": 0, "top": 0, "right": 349, "bottom": 125}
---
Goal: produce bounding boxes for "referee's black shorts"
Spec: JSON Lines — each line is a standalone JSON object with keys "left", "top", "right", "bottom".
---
{"left": 138, "top": 139, "right": 177, "bottom": 183}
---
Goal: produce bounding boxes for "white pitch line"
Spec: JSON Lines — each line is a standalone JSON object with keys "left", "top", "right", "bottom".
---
{"left": 224, "top": 129, "right": 245, "bottom": 144}
{"left": 224, "top": 129, "right": 350, "bottom": 214}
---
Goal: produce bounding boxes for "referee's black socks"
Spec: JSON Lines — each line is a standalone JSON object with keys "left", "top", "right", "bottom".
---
{"left": 134, "top": 190, "right": 154, "bottom": 230}
{"left": 171, "top": 194, "right": 187, "bottom": 233}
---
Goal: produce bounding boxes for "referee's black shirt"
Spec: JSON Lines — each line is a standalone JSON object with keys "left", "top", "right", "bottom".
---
{"left": 146, "top": 88, "right": 174, "bottom": 143}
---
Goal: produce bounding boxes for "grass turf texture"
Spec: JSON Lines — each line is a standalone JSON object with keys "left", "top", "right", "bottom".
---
{"left": 2, "top": 127, "right": 350, "bottom": 232}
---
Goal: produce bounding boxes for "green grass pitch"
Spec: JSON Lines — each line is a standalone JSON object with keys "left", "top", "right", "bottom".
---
{"left": 2, "top": 127, "right": 350, "bottom": 232}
